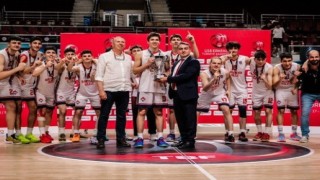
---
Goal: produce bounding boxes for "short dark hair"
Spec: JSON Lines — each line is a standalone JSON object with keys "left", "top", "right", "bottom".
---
{"left": 254, "top": 50, "right": 267, "bottom": 59}
{"left": 169, "top": 34, "right": 182, "bottom": 41}
{"left": 64, "top": 48, "right": 75, "bottom": 54}
{"left": 8, "top": 36, "right": 22, "bottom": 42}
{"left": 147, "top": 32, "right": 161, "bottom": 41}
{"left": 130, "top": 45, "right": 142, "bottom": 51}
{"left": 81, "top": 50, "right": 92, "bottom": 56}
{"left": 30, "top": 36, "right": 42, "bottom": 43}
{"left": 226, "top": 41, "right": 241, "bottom": 50}
{"left": 44, "top": 46, "right": 57, "bottom": 53}
{"left": 279, "top": 52, "right": 292, "bottom": 61}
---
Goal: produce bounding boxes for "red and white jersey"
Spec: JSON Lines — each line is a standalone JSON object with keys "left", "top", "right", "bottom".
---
{"left": 56, "top": 64, "right": 77, "bottom": 95}
{"left": 165, "top": 50, "right": 180, "bottom": 69}
{"left": 202, "top": 68, "right": 228, "bottom": 95}
{"left": 36, "top": 62, "right": 59, "bottom": 97}
{"left": 274, "top": 62, "right": 299, "bottom": 90}
{"left": 224, "top": 55, "right": 247, "bottom": 94}
{"left": 77, "top": 63, "right": 98, "bottom": 97}
{"left": 20, "top": 50, "right": 43, "bottom": 88}
{"left": 0, "top": 48, "right": 20, "bottom": 87}
{"left": 139, "top": 49, "right": 167, "bottom": 93}
{"left": 250, "top": 61, "right": 273, "bottom": 94}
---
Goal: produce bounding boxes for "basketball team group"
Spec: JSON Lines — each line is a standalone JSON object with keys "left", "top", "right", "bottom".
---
{"left": 0, "top": 31, "right": 319, "bottom": 149}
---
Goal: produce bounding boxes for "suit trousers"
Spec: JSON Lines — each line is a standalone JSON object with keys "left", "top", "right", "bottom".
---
{"left": 173, "top": 96, "right": 197, "bottom": 143}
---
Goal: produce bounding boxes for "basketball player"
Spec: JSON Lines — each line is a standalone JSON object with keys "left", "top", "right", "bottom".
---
{"left": 0, "top": 36, "right": 26, "bottom": 144}
{"left": 18, "top": 36, "right": 43, "bottom": 143}
{"left": 220, "top": 42, "right": 251, "bottom": 142}
{"left": 32, "top": 46, "right": 60, "bottom": 143}
{"left": 68, "top": 50, "right": 101, "bottom": 143}
{"left": 273, "top": 52, "right": 301, "bottom": 142}
{"left": 249, "top": 50, "right": 274, "bottom": 142}
{"left": 132, "top": 32, "right": 170, "bottom": 148}
{"left": 55, "top": 48, "right": 78, "bottom": 142}
{"left": 197, "top": 57, "right": 235, "bottom": 143}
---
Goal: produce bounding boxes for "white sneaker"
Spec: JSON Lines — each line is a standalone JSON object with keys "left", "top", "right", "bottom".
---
{"left": 300, "top": 136, "right": 309, "bottom": 143}
{"left": 150, "top": 134, "right": 158, "bottom": 141}
{"left": 88, "top": 136, "right": 98, "bottom": 145}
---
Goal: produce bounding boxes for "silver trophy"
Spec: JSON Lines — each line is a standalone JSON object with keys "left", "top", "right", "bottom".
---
{"left": 154, "top": 55, "right": 165, "bottom": 81}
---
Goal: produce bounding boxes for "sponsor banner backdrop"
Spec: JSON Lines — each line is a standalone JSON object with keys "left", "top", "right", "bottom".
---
{"left": 1, "top": 30, "right": 319, "bottom": 128}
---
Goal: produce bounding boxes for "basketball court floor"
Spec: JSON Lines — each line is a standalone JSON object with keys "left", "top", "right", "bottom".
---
{"left": 0, "top": 130, "right": 319, "bottom": 180}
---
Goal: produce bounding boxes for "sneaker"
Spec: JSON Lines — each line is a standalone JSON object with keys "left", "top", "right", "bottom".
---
{"left": 96, "top": 138, "right": 105, "bottom": 149}
{"left": 16, "top": 134, "right": 30, "bottom": 144}
{"left": 225, "top": 134, "right": 235, "bottom": 144}
{"left": 277, "top": 133, "right": 286, "bottom": 142}
{"left": 25, "top": 133, "right": 40, "bottom": 143}
{"left": 150, "top": 134, "right": 157, "bottom": 141}
{"left": 132, "top": 136, "right": 138, "bottom": 142}
{"left": 253, "top": 132, "right": 263, "bottom": 141}
{"left": 261, "top": 133, "right": 270, "bottom": 142}
{"left": 45, "top": 131, "right": 54, "bottom": 141}
{"left": 89, "top": 136, "right": 98, "bottom": 145}
{"left": 290, "top": 132, "right": 302, "bottom": 141}
{"left": 71, "top": 133, "right": 80, "bottom": 142}
{"left": 80, "top": 133, "right": 87, "bottom": 139}
{"left": 133, "top": 138, "right": 144, "bottom": 148}
{"left": 58, "top": 133, "right": 66, "bottom": 142}
{"left": 166, "top": 133, "right": 176, "bottom": 142}
{"left": 125, "top": 135, "right": 133, "bottom": 141}
{"left": 175, "top": 136, "right": 182, "bottom": 142}
{"left": 300, "top": 136, "right": 309, "bottom": 143}
{"left": 238, "top": 132, "right": 248, "bottom": 142}
{"left": 157, "top": 137, "right": 169, "bottom": 147}
{"left": 224, "top": 132, "right": 228, "bottom": 141}
{"left": 40, "top": 134, "right": 52, "bottom": 143}
{"left": 5, "top": 134, "right": 21, "bottom": 144}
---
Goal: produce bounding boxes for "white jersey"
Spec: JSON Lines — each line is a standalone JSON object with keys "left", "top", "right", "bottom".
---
{"left": 250, "top": 61, "right": 273, "bottom": 94}
{"left": 202, "top": 68, "right": 227, "bottom": 95}
{"left": 224, "top": 55, "right": 247, "bottom": 93}
{"left": 139, "top": 49, "right": 167, "bottom": 93}
{"left": 165, "top": 50, "right": 181, "bottom": 68}
{"left": 77, "top": 63, "right": 98, "bottom": 97}
{"left": 0, "top": 48, "right": 20, "bottom": 88}
{"left": 274, "top": 62, "right": 299, "bottom": 90}
{"left": 35, "top": 62, "right": 59, "bottom": 97}
{"left": 56, "top": 64, "right": 77, "bottom": 95}
{"left": 20, "top": 50, "right": 43, "bottom": 88}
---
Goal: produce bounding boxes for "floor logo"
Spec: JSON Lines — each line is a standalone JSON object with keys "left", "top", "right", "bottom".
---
{"left": 40, "top": 140, "right": 311, "bottom": 164}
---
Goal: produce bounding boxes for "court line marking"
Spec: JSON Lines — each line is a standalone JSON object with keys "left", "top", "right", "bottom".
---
{"left": 173, "top": 147, "right": 217, "bottom": 180}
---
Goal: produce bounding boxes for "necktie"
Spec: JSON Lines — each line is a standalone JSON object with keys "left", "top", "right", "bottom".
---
{"left": 172, "top": 59, "right": 185, "bottom": 90}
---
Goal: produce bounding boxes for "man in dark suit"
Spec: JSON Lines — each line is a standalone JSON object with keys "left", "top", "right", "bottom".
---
{"left": 160, "top": 41, "right": 200, "bottom": 149}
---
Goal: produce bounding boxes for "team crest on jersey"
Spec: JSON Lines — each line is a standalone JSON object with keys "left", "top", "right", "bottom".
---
{"left": 39, "top": 98, "right": 43, "bottom": 102}
{"left": 277, "top": 100, "right": 281, "bottom": 105}
{"left": 140, "top": 97, "right": 146, "bottom": 102}
{"left": 76, "top": 100, "right": 80, "bottom": 104}
{"left": 162, "top": 96, "right": 166, "bottom": 102}
{"left": 59, "top": 96, "right": 63, "bottom": 99}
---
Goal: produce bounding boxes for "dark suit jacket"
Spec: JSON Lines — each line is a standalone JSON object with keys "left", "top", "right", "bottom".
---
{"left": 167, "top": 56, "right": 200, "bottom": 101}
